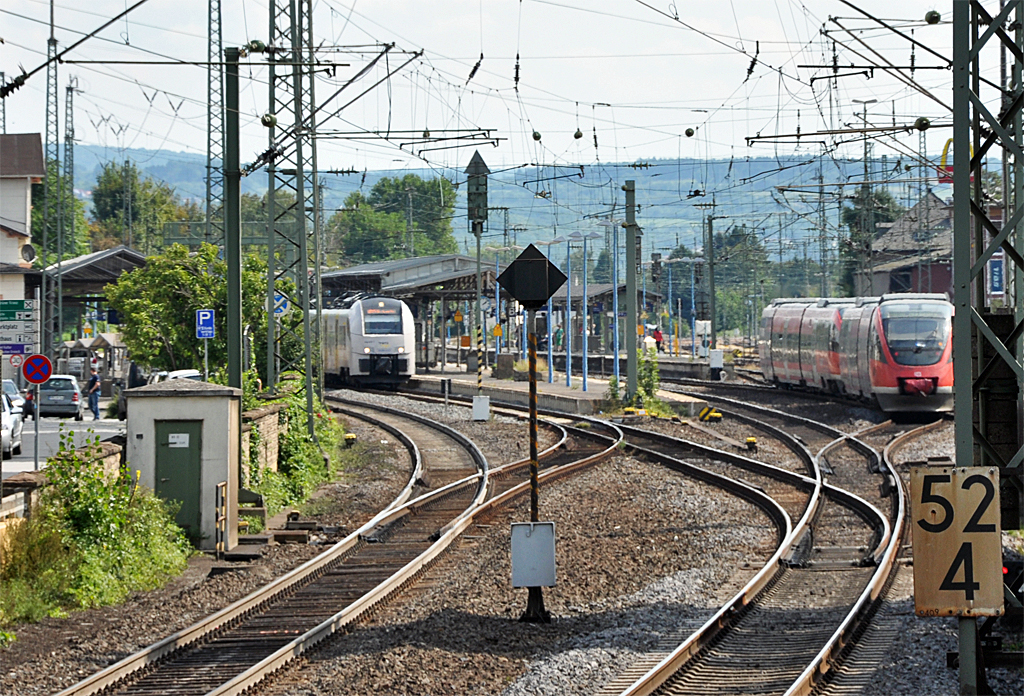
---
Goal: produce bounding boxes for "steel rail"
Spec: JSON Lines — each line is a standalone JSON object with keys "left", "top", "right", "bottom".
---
{"left": 207, "top": 404, "right": 612, "bottom": 695}
{"left": 57, "top": 403, "right": 489, "bottom": 696}
{"left": 782, "top": 418, "right": 944, "bottom": 695}
{"left": 611, "top": 413, "right": 892, "bottom": 696}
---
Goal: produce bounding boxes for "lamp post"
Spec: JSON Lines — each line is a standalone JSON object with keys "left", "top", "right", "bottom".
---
{"left": 553, "top": 236, "right": 569, "bottom": 386}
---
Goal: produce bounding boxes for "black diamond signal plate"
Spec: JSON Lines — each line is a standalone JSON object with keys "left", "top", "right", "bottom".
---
{"left": 497, "top": 244, "right": 567, "bottom": 310}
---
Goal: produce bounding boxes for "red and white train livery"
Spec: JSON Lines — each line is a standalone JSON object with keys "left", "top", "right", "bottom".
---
{"left": 759, "top": 294, "right": 953, "bottom": 413}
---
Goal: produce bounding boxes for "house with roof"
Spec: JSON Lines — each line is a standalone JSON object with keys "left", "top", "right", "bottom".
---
{"left": 0, "top": 133, "right": 45, "bottom": 299}
{"left": 854, "top": 191, "right": 955, "bottom": 297}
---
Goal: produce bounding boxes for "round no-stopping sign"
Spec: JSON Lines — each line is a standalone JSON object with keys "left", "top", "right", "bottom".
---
{"left": 9, "top": 354, "right": 24, "bottom": 368}
{"left": 22, "top": 353, "right": 53, "bottom": 384}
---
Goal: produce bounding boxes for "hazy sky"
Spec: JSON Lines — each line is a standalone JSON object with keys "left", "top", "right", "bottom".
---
{"left": 0, "top": 0, "right": 963, "bottom": 178}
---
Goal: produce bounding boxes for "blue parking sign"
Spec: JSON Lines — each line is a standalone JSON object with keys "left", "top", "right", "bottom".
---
{"left": 196, "top": 309, "right": 216, "bottom": 339}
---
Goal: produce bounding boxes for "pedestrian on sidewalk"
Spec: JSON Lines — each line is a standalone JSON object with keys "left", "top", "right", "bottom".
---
{"left": 87, "top": 367, "right": 101, "bottom": 420}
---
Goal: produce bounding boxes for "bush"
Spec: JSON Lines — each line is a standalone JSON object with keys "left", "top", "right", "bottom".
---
{"left": 0, "top": 427, "right": 191, "bottom": 630}
{"left": 248, "top": 386, "right": 345, "bottom": 516}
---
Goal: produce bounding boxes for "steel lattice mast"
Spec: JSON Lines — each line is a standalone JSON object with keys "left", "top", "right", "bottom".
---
{"left": 60, "top": 77, "right": 78, "bottom": 345}
{"left": 206, "top": 0, "right": 224, "bottom": 246}
{"left": 266, "top": 0, "right": 320, "bottom": 435}
{"left": 42, "top": 1, "right": 60, "bottom": 358}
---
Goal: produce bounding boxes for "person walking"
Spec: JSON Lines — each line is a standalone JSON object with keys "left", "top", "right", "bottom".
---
{"left": 653, "top": 327, "right": 664, "bottom": 353}
{"left": 87, "top": 367, "right": 101, "bottom": 420}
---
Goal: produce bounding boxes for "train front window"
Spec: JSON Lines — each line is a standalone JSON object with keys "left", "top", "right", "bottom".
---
{"left": 880, "top": 303, "right": 951, "bottom": 366}
{"left": 364, "top": 312, "right": 402, "bottom": 335}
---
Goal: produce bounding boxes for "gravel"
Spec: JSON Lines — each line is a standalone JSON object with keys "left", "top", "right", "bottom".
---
{"left": 261, "top": 449, "right": 777, "bottom": 696}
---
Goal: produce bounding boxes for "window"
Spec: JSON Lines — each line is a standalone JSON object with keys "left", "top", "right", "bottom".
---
{"left": 880, "top": 303, "right": 952, "bottom": 366}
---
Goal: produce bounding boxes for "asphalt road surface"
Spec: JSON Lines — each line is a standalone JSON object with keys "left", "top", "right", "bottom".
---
{"left": 2, "top": 406, "right": 124, "bottom": 480}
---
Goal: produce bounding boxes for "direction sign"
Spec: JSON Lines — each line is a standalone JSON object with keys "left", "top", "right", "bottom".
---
{"left": 0, "top": 344, "right": 32, "bottom": 355}
{"left": 273, "top": 293, "right": 290, "bottom": 316}
{"left": 497, "top": 244, "right": 567, "bottom": 310}
{"left": 196, "top": 309, "right": 216, "bottom": 339}
{"left": 911, "top": 466, "right": 1003, "bottom": 617}
{"left": 22, "top": 354, "right": 53, "bottom": 385}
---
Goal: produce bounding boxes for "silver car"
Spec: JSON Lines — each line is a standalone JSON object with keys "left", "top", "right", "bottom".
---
{"left": 38, "top": 374, "right": 84, "bottom": 420}
{"left": 2, "top": 379, "right": 25, "bottom": 412}
{"left": 2, "top": 392, "right": 24, "bottom": 459}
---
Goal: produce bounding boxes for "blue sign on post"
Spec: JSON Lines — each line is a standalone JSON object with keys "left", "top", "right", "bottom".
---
{"left": 989, "top": 257, "right": 1005, "bottom": 294}
{"left": 196, "top": 309, "right": 216, "bottom": 339}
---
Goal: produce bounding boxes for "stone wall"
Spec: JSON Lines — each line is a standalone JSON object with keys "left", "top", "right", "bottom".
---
{"left": 241, "top": 402, "right": 286, "bottom": 479}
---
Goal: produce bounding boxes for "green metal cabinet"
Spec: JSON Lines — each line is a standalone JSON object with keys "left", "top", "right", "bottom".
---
{"left": 155, "top": 420, "right": 203, "bottom": 533}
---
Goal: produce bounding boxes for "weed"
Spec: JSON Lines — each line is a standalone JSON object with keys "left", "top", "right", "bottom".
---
{"left": 239, "top": 515, "right": 265, "bottom": 534}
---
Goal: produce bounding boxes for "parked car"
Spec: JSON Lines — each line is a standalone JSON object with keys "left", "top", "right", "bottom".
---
{"left": 2, "top": 392, "right": 24, "bottom": 459}
{"left": 38, "top": 374, "right": 84, "bottom": 420}
{"left": 3, "top": 379, "right": 26, "bottom": 413}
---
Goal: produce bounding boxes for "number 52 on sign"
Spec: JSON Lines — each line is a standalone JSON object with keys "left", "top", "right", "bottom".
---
{"left": 911, "top": 466, "right": 1003, "bottom": 618}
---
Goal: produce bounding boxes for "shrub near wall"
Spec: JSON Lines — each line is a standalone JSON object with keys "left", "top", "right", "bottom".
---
{"left": 0, "top": 429, "right": 191, "bottom": 634}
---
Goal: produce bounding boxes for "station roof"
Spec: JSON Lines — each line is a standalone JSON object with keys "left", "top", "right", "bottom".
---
{"left": 322, "top": 254, "right": 501, "bottom": 302}
{"left": 44, "top": 245, "right": 146, "bottom": 297}
{"left": 0, "top": 133, "right": 45, "bottom": 179}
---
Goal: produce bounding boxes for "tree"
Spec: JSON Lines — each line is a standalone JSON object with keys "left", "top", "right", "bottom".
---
{"left": 90, "top": 161, "right": 198, "bottom": 253}
{"left": 30, "top": 160, "right": 90, "bottom": 263}
{"left": 326, "top": 191, "right": 408, "bottom": 263}
{"left": 592, "top": 248, "right": 612, "bottom": 283}
{"left": 105, "top": 244, "right": 273, "bottom": 372}
{"left": 367, "top": 174, "right": 458, "bottom": 256}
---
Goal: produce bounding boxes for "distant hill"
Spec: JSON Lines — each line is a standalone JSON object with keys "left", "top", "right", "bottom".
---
{"left": 69, "top": 145, "right": 933, "bottom": 254}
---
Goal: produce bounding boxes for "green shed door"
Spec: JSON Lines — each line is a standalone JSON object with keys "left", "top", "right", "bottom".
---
{"left": 155, "top": 420, "right": 203, "bottom": 533}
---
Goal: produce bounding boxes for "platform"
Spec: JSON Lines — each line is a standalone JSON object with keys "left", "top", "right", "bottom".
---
{"left": 411, "top": 367, "right": 707, "bottom": 416}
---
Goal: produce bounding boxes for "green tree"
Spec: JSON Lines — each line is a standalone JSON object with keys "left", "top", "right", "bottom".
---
{"left": 326, "top": 191, "right": 408, "bottom": 263}
{"left": 90, "top": 161, "right": 197, "bottom": 253}
{"left": 367, "top": 174, "right": 458, "bottom": 256}
{"left": 30, "top": 160, "right": 90, "bottom": 263}
{"left": 105, "top": 243, "right": 274, "bottom": 372}
{"left": 592, "top": 248, "right": 612, "bottom": 283}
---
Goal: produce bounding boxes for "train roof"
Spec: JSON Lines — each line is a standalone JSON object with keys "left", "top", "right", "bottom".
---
{"left": 769, "top": 292, "right": 949, "bottom": 309}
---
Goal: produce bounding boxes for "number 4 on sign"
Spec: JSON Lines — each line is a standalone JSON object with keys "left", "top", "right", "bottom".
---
{"left": 911, "top": 466, "right": 1003, "bottom": 618}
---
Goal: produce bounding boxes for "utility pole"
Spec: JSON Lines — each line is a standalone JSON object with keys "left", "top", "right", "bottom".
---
{"left": 60, "top": 78, "right": 78, "bottom": 345}
{"left": 265, "top": 0, "right": 320, "bottom": 435}
{"left": 225, "top": 46, "right": 242, "bottom": 390}
{"left": 854, "top": 98, "right": 877, "bottom": 294}
{"left": 42, "top": 0, "right": 59, "bottom": 359}
{"left": 406, "top": 187, "right": 414, "bottom": 256}
{"left": 623, "top": 180, "right": 638, "bottom": 400}
{"left": 818, "top": 161, "right": 828, "bottom": 297}
{"left": 205, "top": 0, "right": 224, "bottom": 246}
{"left": 696, "top": 199, "right": 717, "bottom": 349}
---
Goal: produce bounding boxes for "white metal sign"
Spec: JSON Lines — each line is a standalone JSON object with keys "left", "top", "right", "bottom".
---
{"left": 511, "top": 522, "right": 556, "bottom": 588}
{"left": 911, "top": 466, "right": 1003, "bottom": 617}
{"left": 168, "top": 433, "right": 190, "bottom": 448}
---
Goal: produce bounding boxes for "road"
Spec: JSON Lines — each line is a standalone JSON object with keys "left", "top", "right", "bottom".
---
{"left": 2, "top": 406, "right": 125, "bottom": 480}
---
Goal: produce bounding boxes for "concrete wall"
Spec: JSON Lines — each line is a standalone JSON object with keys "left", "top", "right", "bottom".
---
{"left": 241, "top": 401, "right": 286, "bottom": 480}
{"left": 126, "top": 393, "right": 240, "bottom": 551}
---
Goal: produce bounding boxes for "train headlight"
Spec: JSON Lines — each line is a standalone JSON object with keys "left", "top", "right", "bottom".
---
{"left": 397, "top": 347, "right": 405, "bottom": 353}
{"left": 363, "top": 347, "right": 371, "bottom": 354}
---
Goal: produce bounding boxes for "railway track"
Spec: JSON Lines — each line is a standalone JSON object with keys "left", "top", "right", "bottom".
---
{"left": 58, "top": 393, "right": 622, "bottom": 696}
{"left": 594, "top": 394, "right": 913, "bottom": 696}
{"left": 58, "top": 402, "right": 491, "bottom": 696}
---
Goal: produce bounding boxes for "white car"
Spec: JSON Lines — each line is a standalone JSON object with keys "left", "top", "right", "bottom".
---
{"left": 2, "top": 392, "right": 24, "bottom": 459}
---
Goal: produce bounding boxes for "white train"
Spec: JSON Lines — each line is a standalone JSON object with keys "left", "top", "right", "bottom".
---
{"left": 322, "top": 295, "right": 416, "bottom": 386}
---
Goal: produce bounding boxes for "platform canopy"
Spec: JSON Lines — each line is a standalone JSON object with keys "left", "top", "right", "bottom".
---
{"left": 322, "top": 254, "right": 503, "bottom": 304}
{"left": 43, "top": 245, "right": 146, "bottom": 299}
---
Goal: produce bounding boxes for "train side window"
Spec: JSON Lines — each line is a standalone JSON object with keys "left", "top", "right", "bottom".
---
{"left": 872, "top": 330, "right": 887, "bottom": 364}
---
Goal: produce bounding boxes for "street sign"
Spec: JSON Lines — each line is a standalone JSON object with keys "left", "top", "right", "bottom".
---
{"left": 9, "top": 354, "right": 23, "bottom": 368}
{"left": 493, "top": 325, "right": 503, "bottom": 337}
{"left": 453, "top": 310, "right": 464, "bottom": 323}
{"left": 497, "top": 244, "right": 568, "bottom": 310}
{"left": 273, "top": 293, "right": 290, "bottom": 316}
{"left": 22, "top": 354, "right": 52, "bottom": 385}
{"left": 0, "top": 344, "right": 32, "bottom": 355}
{"left": 196, "top": 309, "right": 216, "bottom": 339}
{"left": 911, "top": 466, "right": 1003, "bottom": 617}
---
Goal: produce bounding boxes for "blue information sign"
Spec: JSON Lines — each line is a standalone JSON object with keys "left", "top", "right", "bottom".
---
{"left": 196, "top": 309, "right": 216, "bottom": 339}
{"left": 989, "top": 257, "right": 1005, "bottom": 294}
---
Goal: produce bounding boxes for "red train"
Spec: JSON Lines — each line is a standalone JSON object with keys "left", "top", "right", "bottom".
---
{"left": 759, "top": 294, "right": 954, "bottom": 413}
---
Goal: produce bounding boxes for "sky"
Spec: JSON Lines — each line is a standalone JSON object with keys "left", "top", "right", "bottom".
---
{"left": 0, "top": 0, "right": 962, "bottom": 173}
